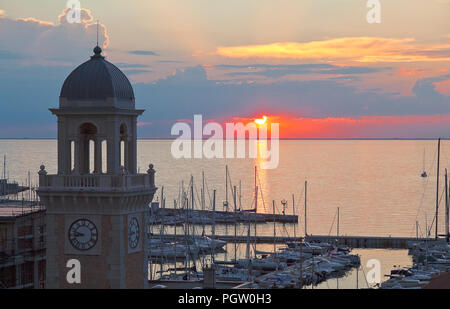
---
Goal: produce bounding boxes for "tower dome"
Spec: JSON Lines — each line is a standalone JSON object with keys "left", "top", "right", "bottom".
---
{"left": 59, "top": 46, "right": 135, "bottom": 109}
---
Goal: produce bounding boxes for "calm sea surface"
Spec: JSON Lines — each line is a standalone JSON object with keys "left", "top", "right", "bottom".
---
{"left": 1, "top": 139, "right": 448, "bottom": 237}
{"left": 2, "top": 139, "right": 449, "bottom": 286}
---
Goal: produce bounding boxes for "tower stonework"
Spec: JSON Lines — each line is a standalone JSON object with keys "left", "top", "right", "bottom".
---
{"left": 37, "top": 46, "right": 156, "bottom": 288}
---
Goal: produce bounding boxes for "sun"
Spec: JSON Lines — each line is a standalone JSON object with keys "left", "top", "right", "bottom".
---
{"left": 254, "top": 116, "right": 267, "bottom": 125}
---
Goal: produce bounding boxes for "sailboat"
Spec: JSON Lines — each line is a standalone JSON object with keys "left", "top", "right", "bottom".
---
{"left": 421, "top": 148, "right": 428, "bottom": 178}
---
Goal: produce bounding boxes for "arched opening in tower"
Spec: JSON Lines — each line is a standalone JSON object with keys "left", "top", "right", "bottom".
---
{"left": 78, "top": 122, "right": 99, "bottom": 174}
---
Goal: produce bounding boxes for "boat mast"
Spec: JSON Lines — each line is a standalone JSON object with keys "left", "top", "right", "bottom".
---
{"left": 246, "top": 220, "right": 250, "bottom": 260}
{"left": 233, "top": 185, "right": 237, "bottom": 262}
{"left": 184, "top": 181, "right": 190, "bottom": 276}
{"left": 202, "top": 171, "right": 205, "bottom": 236}
{"left": 239, "top": 180, "right": 242, "bottom": 210}
{"left": 246, "top": 219, "right": 251, "bottom": 281}
{"left": 337, "top": 207, "right": 340, "bottom": 237}
{"left": 435, "top": 138, "right": 441, "bottom": 239}
{"left": 173, "top": 199, "right": 177, "bottom": 277}
{"left": 292, "top": 194, "right": 296, "bottom": 239}
{"left": 272, "top": 200, "right": 276, "bottom": 257}
{"left": 190, "top": 176, "right": 195, "bottom": 270}
{"left": 445, "top": 169, "right": 449, "bottom": 243}
{"left": 159, "top": 186, "right": 165, "bottom": 278}
{"left": 254, "top": 166, "right": 258, "bottom": 259}
{"left": 202, "top": 171, "right": 205, "bottom": 210}
{"left": 304, "top": 180, "right": 308, "bottom": 237}
{"left": 212, "top": 189, "right": 216, "bottom": 264}
{"left": 254, "top": 166, "right": 257, "bottom": 212}
{"left": 416, "top": 221, "right": 419, "bottom": 239}
{"left": 254, "top": 185, "right": 258, "bottom": 259}
{"left": 225, "top": 165, "right": 228, "bottom": 212}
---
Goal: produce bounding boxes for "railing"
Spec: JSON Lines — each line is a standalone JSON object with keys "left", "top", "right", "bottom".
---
{"left": 39, "top": 174, "right": 155, "bottom": 190}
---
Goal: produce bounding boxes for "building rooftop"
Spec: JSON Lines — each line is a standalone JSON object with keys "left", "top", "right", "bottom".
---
{"left": 0, "top": 200, "right": 44, "bottom": 221}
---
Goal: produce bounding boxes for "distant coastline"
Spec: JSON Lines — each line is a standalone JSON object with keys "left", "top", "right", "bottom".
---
{"left": 0, "top": 137, "right": 449, "bottom": 141}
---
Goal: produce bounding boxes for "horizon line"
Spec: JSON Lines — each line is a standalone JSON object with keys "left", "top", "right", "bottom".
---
{"left": 0, "top": 137, "right": 449, "bottom": 141}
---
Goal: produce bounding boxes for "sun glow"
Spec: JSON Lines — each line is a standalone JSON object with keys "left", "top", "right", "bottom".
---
{"left": 254, "top": 116, "right": 267, "bottom": 125}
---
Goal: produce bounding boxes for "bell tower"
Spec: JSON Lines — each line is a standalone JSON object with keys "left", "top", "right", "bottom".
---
{"left": 37, "top": 46, "right": 157, "bottom": 288}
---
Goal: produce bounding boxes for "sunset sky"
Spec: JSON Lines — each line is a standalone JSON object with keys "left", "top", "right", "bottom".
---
{"left": 0, "top": 0, "right": 449, "bottom": 138}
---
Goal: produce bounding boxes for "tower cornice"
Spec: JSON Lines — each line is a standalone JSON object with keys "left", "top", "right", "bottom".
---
{"left": 49, "top": 107, "right": 145, "bottom": 116}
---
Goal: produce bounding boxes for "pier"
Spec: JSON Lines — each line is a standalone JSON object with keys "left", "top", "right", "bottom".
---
{"left": 305, "top": 235, "right": 434, "bottom": 249}
{"left": 150, "top": 234, "right": 304, "bottom": 244}
{"left": 155, "top": 208, "right": 298, "bottom": 224}
{"left": 151, "top": 233, "right": 437, "bottom": 249}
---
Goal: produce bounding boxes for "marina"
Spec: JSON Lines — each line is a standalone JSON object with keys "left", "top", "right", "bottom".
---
{"left": 380, "top": 241, "right": 450, "bottom": 289}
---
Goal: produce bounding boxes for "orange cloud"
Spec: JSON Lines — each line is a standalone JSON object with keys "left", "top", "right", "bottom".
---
{"left": 228, "top": 114, "right": 450, "bottom": 138}
{"left": 17, "top": 17, "right": 55, "bottom": 27}
{"left": 216, "top": 37, "right": 450, "bottom": 63}
{"left": 399, "top": 68, "right": 426, "bottom": 76}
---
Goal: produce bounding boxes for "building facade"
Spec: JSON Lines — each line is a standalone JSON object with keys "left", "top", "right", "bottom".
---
{"left": 0, "top": 201, "right": 46, "bottom": 289}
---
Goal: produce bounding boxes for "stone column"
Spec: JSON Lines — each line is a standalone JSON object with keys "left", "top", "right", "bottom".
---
{"left": 123, "top": 136, "right": 129, "bottom": 173}
{"left": 66, "top": 139, "right": 72, "bottom": 174}
{"left": 127, "top": 138, "right": 133, "bottom": 174}
{"left": 73, "top": 138, "right": 80, "bottom": 174}
{"left": 57, "top": 117, "right": 67, "bottom": 174}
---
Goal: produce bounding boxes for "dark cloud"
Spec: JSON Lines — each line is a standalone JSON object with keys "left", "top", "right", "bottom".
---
{"left": 129, "top": 50, "right": 158, "bottom": 56}
{"left": 0, "top": 61, "right": 448, "bottom": 138}
{"left": 0, "top": 50, "right": 21, "bottom": 60}
{"left": 123, "top": 69, "right": 153, "bottom": 75}
{"left": 0, "top": 9, "right": 108, "bottom": 64}
{"left": 130, "top": 66, "right": 450, "bottom": 137}
{"left": 412, "top": 74, "right": 450, "bottom": 103}
{"left": 329, "top": 76, "right": 361, "bottom": 81}
{"left": 157, "top": 60, "right": 184, "bottom": 63}
{"left": 116, "top": 62, "right": 151, "bottom": 69}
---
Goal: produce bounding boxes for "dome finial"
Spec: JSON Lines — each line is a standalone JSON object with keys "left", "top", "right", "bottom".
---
{"left": 94, "top": 45, "right": 102, "bottom": 55}
{"left": 92, "top": 45, "right": 104, "bottom": 59}
{"left": 91, "top": 20, "right": 104, "bottom": 58}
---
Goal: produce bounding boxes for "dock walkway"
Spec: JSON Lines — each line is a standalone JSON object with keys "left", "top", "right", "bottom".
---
{"left": 155, "top": 208, "right": 298, "bottom": 224}
{"left": 151, "top": 234, "right": 436, "bottom": 249}
{"left": 305, "top": 235, "right": 434, "bottom": 249}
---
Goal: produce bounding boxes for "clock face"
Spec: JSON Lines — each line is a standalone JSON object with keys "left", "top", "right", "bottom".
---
{"left": 68, "top": 219, "right": 98, "bottom": 251}
{"left": 128, "top": 217, "right": 140, "bottom": 249}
